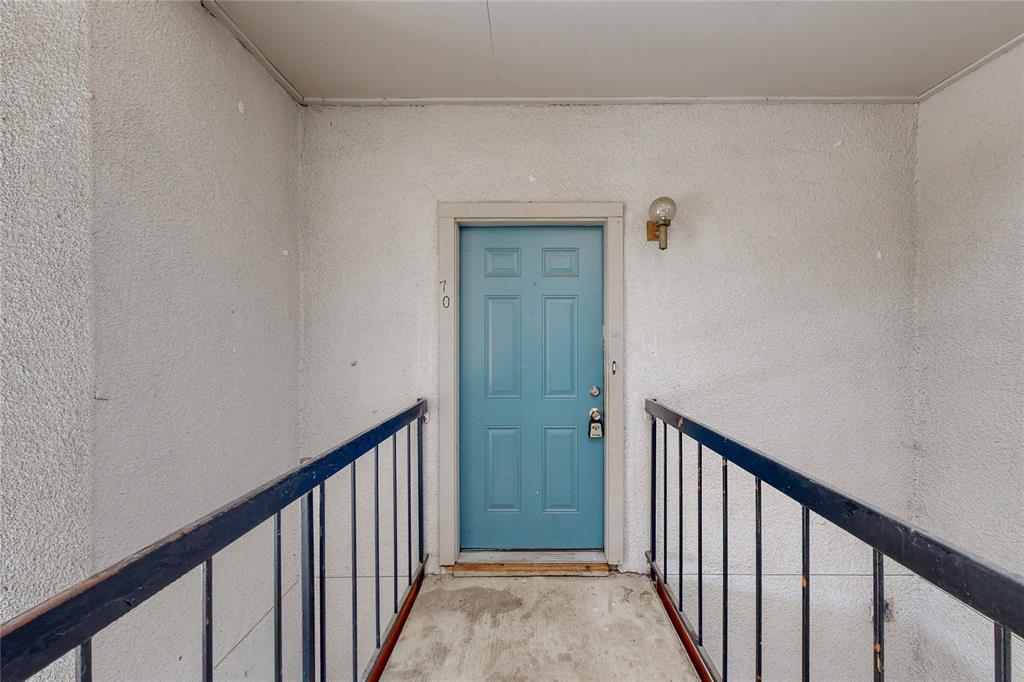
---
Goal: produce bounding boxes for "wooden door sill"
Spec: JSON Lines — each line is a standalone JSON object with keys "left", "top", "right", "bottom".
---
{"left": 452, "top": 550, "right": 610, "bottom": 577}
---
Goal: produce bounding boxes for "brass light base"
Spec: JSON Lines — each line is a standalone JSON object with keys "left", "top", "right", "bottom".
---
{"left": 647, "top": 220, "right": 669, "bottom": 249}
{"left": 646, "top": 220, "right": 660, "bottom": 241}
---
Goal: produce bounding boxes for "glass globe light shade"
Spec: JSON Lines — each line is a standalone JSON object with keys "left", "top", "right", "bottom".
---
{"left": 648, "top": 196, "right": 677, "bottom": 223}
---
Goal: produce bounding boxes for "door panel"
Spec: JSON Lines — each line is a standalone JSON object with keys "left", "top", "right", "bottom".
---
{"left": 484, "top": 296, "right": 520, "bottom": 398}
{"left": 484, "top": 427, "right": 520, "bottom": 511}
{"left": 542, "top": 296, "right": 577, "bottom": 398}
{"left": 542, "top": 426, "right": 578, "bottom": 512}
{"left": 460, "top": 226, "right": 604, "bottom": 549}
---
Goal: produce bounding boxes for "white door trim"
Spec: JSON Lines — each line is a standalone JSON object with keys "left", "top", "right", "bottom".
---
{"left": 437, "top": 201, "right": 625, "bottom": 566}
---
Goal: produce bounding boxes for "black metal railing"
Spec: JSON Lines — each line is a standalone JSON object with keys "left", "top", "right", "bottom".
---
{"left": 646, "top": 398, "right": 1023, "bottom": 682}
{"left": 1, "top": 399, "right": 428, "bottom": 682}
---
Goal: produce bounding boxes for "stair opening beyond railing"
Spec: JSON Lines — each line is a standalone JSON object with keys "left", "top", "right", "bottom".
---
{"left": 646, "top": 398, "right": 1023, "bottom": 682}
{"left": 0, "top": 400, "right": 428, "bottom": 682}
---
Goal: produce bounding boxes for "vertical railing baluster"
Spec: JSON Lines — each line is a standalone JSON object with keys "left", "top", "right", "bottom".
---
{"left": 202, "top": 557, "right": 213, "bottom": 682}
{"left": 301, "top": 490, "right": 315, "bottom": 682}
{"left": 994, "top": 623, "right": 1011, "bottom": 682}
{"left": 406, "top": 424, "right": 412, "bottom": 584}
{"left": 350, "top": 462, "right": 358, "bottom": 682}
{"left": 802, "top": 505, "right": 810, "bottom": 682}
{"left": 392, "top": 435, "right": 398, "bottom": 614}
{"left": 663, "top": 421, "right": 668, "bottom": 582}
{"left": 677, "top": 430, "right": 683, "bottom": 612}
{"left": 374, "top": 446, "right": 381, "bottom": 649}
{"left": 873, "top": 549, "right": 884, "bottom": 682}
{"left": 697, "top": 442, "right": 704, "bottom": 645}
{"left": 722, "top": 456, "right": 729, "bottom": 682}
{"left": 274, "top": 511, "right": 282, "bottom": 682}
{"left": 755, "top": 478, "right": 763, "bottom": 682}
{"left": 319, "top": 484, "right": 326, "bottom": 682}
{"left": 77, "top": 639, "right": 92, "bottom": 682}
{"left": 417, "top": 414, "right": 425, "bottom": 563}
{"left": 650, "top": 417, "right": 657, "bottom": 571}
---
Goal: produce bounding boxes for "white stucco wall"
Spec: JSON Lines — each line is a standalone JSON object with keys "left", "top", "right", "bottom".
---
{"left": 300, "top": 103, "right": 919, "bottom": 569}
{"left": 0, "top": 1, "right": 94, "bottom": 678}
{"left": 86, "top": 2, "right": 303, "bottom": 678}
{"left": 912, "top": 43, "right": 1024, "bottom": 679}
{"left": 914, "top": 42, "right": 1023, "bottom": 574}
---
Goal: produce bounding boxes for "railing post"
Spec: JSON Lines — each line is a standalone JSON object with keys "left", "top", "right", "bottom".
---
{"left": 391, "top": 432, "right": 399, "bottom": 614}
{"left": 318, "top": 484, "right": 327, "bottom": 682}
{"left": 994, "top": 623, "right": 1011, "bottom": 682}
{"left": 350, "top": 463, "right": 358, "bottom": 682}
{"left": 374, "top": 446, "right": 381, "bottom": 649}
{"left": 417, "top": 412, "right": 425, "bottom": 563}
{"left": 755, "top": 479, "right": 763, "bottom": 682}
{"left": 301, "top": 489, "right": 315, "bottom": 682}
{"left": 697, "top": 442, "right": 703, "bottom": 645}
{"left": 76, "top": 640, "right": 91, "bottom": 682}
{"left": 392, "top": 436, "right": 398, "bottom": 614}
{"left": 801, "top": 506, "right": 810, "bottom": 682}
{"left": 406, "top": 424, "right": 412, "bottom": 584}
{"left": 274, "top": 512, "right": 283, "bottom": 682}
{"left": 722, "top": 457, "right": 729, "bottom": 681}
{"left": 202, "top": 558, "right": 213, "bottom": 682}
{"left": 650, "top": 414, "right": 657, "bottom": 573}
{"left": 663, "top": 421, "right": 668, "bottom": 583}
{"left": 872, "top": 549, "right": 884, "bottom": 682}
{"left": 677, "top": 429, "right": 683, "bottom": 612}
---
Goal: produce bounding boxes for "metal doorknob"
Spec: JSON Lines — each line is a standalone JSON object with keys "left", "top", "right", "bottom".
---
{"left": 589, "top": 408, "right": 602, "bottom": 421}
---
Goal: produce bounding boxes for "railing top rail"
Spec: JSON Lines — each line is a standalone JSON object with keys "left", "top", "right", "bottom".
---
{"left": 0, "top": 399, "right": 427, "bottom": 680}
{"left": 645, "top": 398, "right": 1024, "bottom": 637}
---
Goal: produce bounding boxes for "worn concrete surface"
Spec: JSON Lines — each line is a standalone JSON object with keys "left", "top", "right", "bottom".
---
{"left": 383, "top": 574, "right": 698, "bottom": 681}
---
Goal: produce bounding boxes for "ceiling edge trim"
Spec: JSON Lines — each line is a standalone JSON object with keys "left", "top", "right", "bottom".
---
{"left": 205, "top": 2, "right": 1021, "bottom": 109}
{"left": 302, "top": 95, "right": 919, "bottom": 106}
{"left": 917, "top": 33, "right": 1024, "bottom": 102}
{"left": 202, "top": 0, "right": 306, "bottom": 106}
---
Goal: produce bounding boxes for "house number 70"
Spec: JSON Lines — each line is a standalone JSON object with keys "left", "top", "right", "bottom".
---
{"left": 440, "top": 280, "right": 450, "bottom": 309}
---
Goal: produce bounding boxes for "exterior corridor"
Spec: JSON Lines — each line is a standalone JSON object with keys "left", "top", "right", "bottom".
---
{"left": 382, "top": 575, "right": 698, "bottom": 681}
{"left": 5, "top": 3, "right": 1023, "bottom": 680}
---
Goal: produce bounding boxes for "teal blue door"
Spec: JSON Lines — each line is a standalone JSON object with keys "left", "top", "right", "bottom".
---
{"left": 459, "top": 226, "right": 604, "bottom": 549}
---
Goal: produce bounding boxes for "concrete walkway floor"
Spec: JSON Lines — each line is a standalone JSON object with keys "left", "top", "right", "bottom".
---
{"left": 382, "top": 574, "right": 699, "bottom": 681}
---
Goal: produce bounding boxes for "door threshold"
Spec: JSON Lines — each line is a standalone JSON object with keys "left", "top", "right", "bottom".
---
{"left": 453, "top": 550, "right": 610, "bottom": 577}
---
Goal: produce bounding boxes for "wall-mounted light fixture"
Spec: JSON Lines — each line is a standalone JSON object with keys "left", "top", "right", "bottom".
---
{"left": 646, "top": 196, "right": 677, "bottom": 250}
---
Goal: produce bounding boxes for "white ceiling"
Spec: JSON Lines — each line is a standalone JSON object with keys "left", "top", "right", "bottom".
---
{"left": 211, "top": 1, "right": 1024, "bottom": 104}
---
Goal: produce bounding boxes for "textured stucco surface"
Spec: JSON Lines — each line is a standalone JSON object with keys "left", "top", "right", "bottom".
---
{"left": 914, "top": 42, "right": 1023, "bottom": 573}
{"left": 86, "top": 1, "right": 303, "bottom": 677}
{"left": 0, "top": 2, "right": 94, "bottom": 678}
{"left": 912, "top": 43, "right": 1024, "bottom": 679}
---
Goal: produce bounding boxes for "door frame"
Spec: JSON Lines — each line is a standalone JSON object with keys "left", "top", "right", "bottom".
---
{"left": 437, "top": 202, "right": 625, "bottom": 566}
